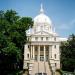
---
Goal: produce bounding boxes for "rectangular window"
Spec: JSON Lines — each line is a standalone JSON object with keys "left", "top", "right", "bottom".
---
{"left": 54, "top": 54, "right": 56, "bottom": 59}
{"left": 41, "top": 37, "right": 43, "bottom": 41}
{"left": 43, "top": 73, "right": 47, "bottom": 75}
{"left": 55, "top": 63, "right": 57, "bottom": 67}
{"left": 35, "top": 55, "right": 37, "bottom": 61}
{"left": 35, "top": 37, "right": 38, "bottom": 41}
{"left": 40, "top": 46, "right": 43, "bottom": 51}
{"left": 28, "top": 45, "right": 30, "bottom": 48}
{"left": 46, "top": 37, "right": 49, "bottom": 40}
{"left": 35, "top": 46, "right": 38, "bottom": 51}
{"left": 46, "top": 46, "right": 49, "bottom": 51}
{"left": 54, "top": 45, "right": 56, "bottom": 49}
{"left": 54, "top": 37, "right": 56, "bottom": 41}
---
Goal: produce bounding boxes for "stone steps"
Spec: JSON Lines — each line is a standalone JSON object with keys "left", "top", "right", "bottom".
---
{"left": 29, "top": 61, "right": 52, "bottom": 75}
{"left": 45, "top": 62, "right": 52, "bottom": 75}
{"left": 31, "top": 61, "right": 38, "bottom": 75}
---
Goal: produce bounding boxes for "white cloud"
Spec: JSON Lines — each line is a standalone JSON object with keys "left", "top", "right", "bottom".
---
{"left": 70, "top": 19, "right": 75, "bottom": 25}
{"left": 57, "top": 19, "right": 75, "bottom": 30}
{"left": 57, "top": 24, "right": 70, "bottom": 30}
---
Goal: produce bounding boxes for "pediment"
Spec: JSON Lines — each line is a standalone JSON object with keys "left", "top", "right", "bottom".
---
{"left": 33, "top": 31, "right": 52, "bottom": 36}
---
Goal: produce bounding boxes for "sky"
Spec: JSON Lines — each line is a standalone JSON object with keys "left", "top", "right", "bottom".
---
{"left": 0, "top": 0, "right": 75, "bottom": 37}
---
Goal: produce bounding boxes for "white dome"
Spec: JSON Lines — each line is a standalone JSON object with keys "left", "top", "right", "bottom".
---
{"left": 34, "top": 13, "right": 52, "bottom": 24}
{"left": 34, "top": 4, "right": 52, "bottom": 25}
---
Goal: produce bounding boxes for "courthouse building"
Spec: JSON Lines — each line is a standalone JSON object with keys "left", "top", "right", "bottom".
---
{"left": 23, "top": 4, "right": 67, "bottom": 75}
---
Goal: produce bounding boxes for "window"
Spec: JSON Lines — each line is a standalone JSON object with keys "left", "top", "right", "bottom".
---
{"left": 55, "top": 63, "right": 57, "bottom": 67}
{"left": 46, "top": 37, "right": 49, "bottom": 40}
{"left": 54, "top": 37, "right": 56, "bottom": 41}
{"left": 27, "top": 54, "right": 29, "bottom": 58}
{"left": 54, "top": 54, "right": 56, "bottom": 59}
{"left": 40, "top": 55, "right": 44, "bottom": 61}
{"left": 46, "top": 46, "right": 49, "bottom": 51}
{"left": 54, "top": 45, "right": 56, "bottom": 49}
{"left": 43, "top": 73, "right": 47, "bottom": 75}
{"left": 35, "top": 37, "right": 38, "bottom": 41}
{"left": 35, "top": 46, "right": 38, "bottom": 51}
{"left": 35, "top": 73, "right": 42, "bottom": 75}
{"left": 40, "top": 46, "right": 43, "bottom": 51}
{"left": 41, "top": 37, "right": 43, "bottom": 41}
{"left": 28, "top": 45, "right": 30, "bottom": 48}
{"left": 35, "top": 55, "right": 37, "bottom": 61}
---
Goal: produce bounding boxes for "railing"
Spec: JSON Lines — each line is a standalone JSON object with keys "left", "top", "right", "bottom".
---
{"left": 48, "top": 60, "right": 54, "bottom": 75}
{"left": 44, "top": 61, "right": 46, "bottom": 73}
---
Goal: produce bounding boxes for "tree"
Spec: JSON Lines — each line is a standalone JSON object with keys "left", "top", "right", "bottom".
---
{"left": 60, "top": 34, "right": 75, "bottom": 72}
{"left": 0, "top": 10, "right": 33, "bottom": 74}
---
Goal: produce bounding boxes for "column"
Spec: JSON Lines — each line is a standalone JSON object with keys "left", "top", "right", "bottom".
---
{"left": 49, "top": 45, "right": 52, "bottom": 59}
{"left": 38, "top": 45, "right": 40, "bottom": 61}
{"left": 33, "top": 45, "right": 35, "bottom": 60}
{"left": 44, "top": 45, "right": 46, "bottom": 61}
{"left": 49, "top": 45, "right": 50, "bottom": 59}
{"left": 31, "top": 45, "right": 32, "bottom": 59}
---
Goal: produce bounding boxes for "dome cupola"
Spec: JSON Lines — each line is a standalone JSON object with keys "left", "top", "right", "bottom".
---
{"left": 34, "top": 4, "right": 52, "bottom": 25}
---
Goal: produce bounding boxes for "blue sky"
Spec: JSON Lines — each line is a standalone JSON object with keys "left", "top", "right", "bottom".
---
{"left": 0, "top": 0, "right": 75, "bottom": 37}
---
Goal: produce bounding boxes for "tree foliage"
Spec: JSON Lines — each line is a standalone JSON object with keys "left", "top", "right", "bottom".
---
{"left": 0, "top": 10, "right": 33, "bottom": 75}
{"left": 60, "top": 34, "right": 75, "bottom": 72}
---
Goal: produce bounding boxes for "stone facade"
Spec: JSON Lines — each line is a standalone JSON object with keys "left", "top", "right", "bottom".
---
{"left": 23, "top": 4, "right": 67, "bottom": 75}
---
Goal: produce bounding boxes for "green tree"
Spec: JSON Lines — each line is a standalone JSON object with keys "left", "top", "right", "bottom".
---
{"left": 0, "top": 10, "right": 33, "bottom": 74}
{"left": 60, "top": 34, "right": 75, "bottom": 72}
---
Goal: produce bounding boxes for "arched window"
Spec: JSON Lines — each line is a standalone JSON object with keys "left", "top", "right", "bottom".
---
{"left": 27, "top": 54, "right": 29, "bottom": 58}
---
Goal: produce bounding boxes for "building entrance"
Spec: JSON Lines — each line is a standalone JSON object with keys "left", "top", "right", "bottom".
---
{"left": 40, "top": 55, "right": 44, "bottom": 61}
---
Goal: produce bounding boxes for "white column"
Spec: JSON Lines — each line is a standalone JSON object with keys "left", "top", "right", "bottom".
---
{"left": 31, "top": 45, "right": 32, "bottom": 59}
{"left": 33, "top": 45, "right": 35, "bottom": 60}
{"left": 49, "top": 45, "right": 52, "bottom": 59}
{"left": 49, "top": 45, "right": 50, "bottom": 59}
{"left": 38, "top": 45, "right": 40, "bottom": 61}
{"left": 44, "top": 45, "right": 46, "bottom": 61}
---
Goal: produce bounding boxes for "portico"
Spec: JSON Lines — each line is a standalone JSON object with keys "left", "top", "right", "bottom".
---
{"left": 29, "top": 45, "right": 52, "bottom": 61}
